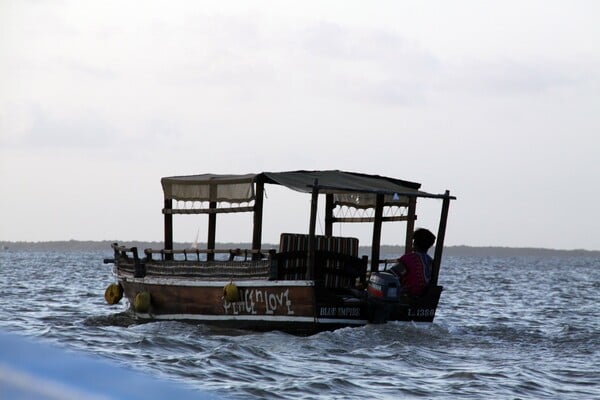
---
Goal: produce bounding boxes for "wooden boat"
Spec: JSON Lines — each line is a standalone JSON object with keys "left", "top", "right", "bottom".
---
{"left": 104, "top": 170, "right": 455, "bottom": 335}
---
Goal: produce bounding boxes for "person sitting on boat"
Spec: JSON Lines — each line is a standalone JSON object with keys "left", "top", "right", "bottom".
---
{"left": 390, "top": 228, "right": 436, "bottom": 297}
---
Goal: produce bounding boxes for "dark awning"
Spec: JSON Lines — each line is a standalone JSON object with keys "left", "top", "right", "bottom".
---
{"left": 261, "top": 170, "right": 423, "bottom": 208}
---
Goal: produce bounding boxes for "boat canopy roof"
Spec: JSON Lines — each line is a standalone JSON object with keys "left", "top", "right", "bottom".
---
{"left": 161, "top": 170, "right": 450, "bottom": 209}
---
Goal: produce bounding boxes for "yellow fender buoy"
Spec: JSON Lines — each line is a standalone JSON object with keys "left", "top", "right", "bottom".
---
{"left": 223, "top": 282, "right": 239, "bottom": 302}
{"left": 104, "top": 283, "right": 123, "bottom": 305}
{"left": 134, "top": 291, "right": 152, "bottom": 313}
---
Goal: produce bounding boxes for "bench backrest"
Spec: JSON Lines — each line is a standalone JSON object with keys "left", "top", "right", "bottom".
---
{"left": 277, "top": 233, "right": 362, "bottom": 287}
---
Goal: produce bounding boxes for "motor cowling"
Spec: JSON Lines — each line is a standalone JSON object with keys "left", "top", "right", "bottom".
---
{"left": 367, "top": 272, "right": 400, "bottom": 323}
{"left": 367, "top": 272, "right": 400, "bottom": 302}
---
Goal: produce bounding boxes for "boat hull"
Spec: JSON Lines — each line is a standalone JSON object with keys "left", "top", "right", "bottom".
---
{"left": 115, "top": 269, "right": 442, "bottom": 335}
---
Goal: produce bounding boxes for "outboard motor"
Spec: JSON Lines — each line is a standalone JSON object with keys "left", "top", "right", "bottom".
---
{"left": 367, "top": 272, "right": 401, "bottom": 323}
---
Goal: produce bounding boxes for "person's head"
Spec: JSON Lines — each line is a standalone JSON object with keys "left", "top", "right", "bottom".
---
{"left": 412, "top": 228, "right": 435, "bottom": 252}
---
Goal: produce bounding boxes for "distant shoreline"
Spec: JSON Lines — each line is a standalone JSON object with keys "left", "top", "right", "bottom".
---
{"left": 1, "top": 240, "right": 598, "bottom": 257}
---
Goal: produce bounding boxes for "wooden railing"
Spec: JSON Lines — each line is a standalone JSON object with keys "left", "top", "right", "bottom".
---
{"left": 107, "top": 242, "right": 374, "bottom": 285}
{"left": 143, "top": 247, "right": 275, "bottom": 262}
{"left": 107, "top": 243, "right": 275, "bottom": 263}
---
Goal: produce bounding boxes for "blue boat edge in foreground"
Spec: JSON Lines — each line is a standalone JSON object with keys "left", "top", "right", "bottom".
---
{"left": 0, "top": 330, "right": 221, "bottom": 400}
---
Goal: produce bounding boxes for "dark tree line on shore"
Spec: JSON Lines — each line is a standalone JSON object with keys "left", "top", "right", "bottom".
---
{"left": 1, "top": 240, "right": 598, "bottom": 257}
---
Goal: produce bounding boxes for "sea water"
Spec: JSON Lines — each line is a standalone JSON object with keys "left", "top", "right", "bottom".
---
{"left": 0, "top": 250, "right": 598, "bottom": 399}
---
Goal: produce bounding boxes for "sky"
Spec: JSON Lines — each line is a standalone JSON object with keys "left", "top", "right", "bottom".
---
{"left": 1, "top": 1, "right": 599, "bottom": 250}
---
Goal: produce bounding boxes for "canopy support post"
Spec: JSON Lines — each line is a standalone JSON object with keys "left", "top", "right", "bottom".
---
{"left": 405, "top": 197, "right": 417, "bottom": 253}
{"left": 306, "top": 180, "right": 319, "bottom": 280}
{"left": 207, "top": 183, "right": 217, "bottom": 261}
{"left": 252, "top": 178, "right": 264, "bottom": 260}
{"left": 325, "top": 193, "right": 334, "bottom": 237}
{"left": 207, "top": 201, "right": 217, "bottom": 261}
{"left": 370, "top": 193, "right": 384, "bottom": 272}
{"left": 164, "top": 199, "right": 173, "bottom": 260}
{"left": 431, "top": 191, "right": 451, "bottom": 285}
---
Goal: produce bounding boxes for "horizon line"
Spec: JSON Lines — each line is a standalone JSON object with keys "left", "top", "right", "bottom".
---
{"left": 1, "top": 239, "right": 598, "bottom": 254}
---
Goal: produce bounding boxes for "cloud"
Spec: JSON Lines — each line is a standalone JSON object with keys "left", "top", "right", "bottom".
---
{"left": 440, "top": 59, "right": 582, "bottom": 96}
{"left": 61, "top": 59, "right": 118, "bottom": 80}
{"left": 292, "top": 22, "right": 440, "bottom": 105}
{"left": 122, "top": 18, "right": 441, "bottom": 107}
{"left": 19, "top": 107, "right": 114, "bottom": 149}
{"left": 0, "top": 106, "right": 184, "bottom": 158}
